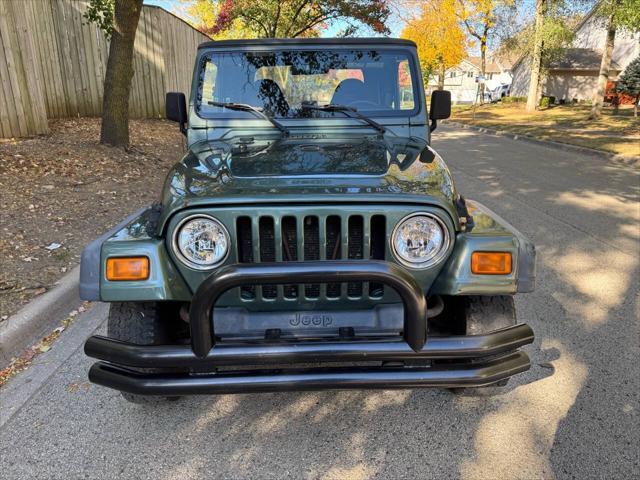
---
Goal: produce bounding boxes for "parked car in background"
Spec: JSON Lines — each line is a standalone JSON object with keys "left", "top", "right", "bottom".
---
{"left": 491, "top": 84, "right": 511, "bottom": 102}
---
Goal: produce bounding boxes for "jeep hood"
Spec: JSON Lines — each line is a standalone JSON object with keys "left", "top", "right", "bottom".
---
{"left": 158, "top": 135, "right": 459, "bottom": 232}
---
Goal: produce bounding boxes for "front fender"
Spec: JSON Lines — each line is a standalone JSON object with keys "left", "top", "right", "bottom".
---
{"left": 432, "top": 200, "right": 536, "bottom": 295}
{"left": 79, "top": 206, "right": 191, "bottom": 302}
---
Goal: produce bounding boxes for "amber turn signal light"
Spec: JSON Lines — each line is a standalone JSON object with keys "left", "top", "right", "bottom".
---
{"left": 106, "top": 257, "right": 149, "bottom": 281}
{"left": 471, "top": 252, "right": 512, "bottom": 275}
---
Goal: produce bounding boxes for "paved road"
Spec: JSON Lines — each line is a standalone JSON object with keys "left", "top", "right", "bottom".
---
{"left": 1, "top": 126, "right": 638, "bottom": 479}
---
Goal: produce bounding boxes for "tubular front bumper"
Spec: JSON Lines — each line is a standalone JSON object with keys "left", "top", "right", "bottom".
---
{"left": 85, "top": 261, "right": 534, "bottom": 395}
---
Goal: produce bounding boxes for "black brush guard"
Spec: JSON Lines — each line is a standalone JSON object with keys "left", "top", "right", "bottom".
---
{"left": 85, "top": 261, "right": 534, "bottom": 395}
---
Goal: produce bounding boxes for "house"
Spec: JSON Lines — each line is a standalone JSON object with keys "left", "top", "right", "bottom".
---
{"left": 510, "top": 5, "right": 640, "bottom": 102}
{"left": 426, "top": 55, "right": 514, "bottom": 104}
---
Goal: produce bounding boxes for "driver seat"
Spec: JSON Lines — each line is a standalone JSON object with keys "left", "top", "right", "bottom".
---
{"left": 330, "top": 78, "right": 370, "bottom": 106}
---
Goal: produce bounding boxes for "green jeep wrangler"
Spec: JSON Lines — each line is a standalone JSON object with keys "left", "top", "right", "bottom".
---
{"left": 81, "top": 38, "right": 535, "bottom": 403}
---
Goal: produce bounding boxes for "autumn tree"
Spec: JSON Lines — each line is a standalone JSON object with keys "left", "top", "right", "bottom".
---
{"left": 457, "top": 0, "right": 515, "bottom": 104}
{"left": 200, "top": 0, "right": 390, "bottom": 38}
{"left": 589, "top": 0, "right": 640, "bottom": 119}
{"left": 400, "top": 0, "right": 467, "bottom": 89}
{"left": 524, "top": 0, "right": 575, "bottom": 112}
{"left": 84, "top": 0, "right": 143, "bottom": 147}
{"left": 185, "top": 0, "right": 255, "bottom": 38}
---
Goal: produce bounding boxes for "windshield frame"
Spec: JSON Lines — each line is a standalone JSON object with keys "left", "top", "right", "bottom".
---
{"left": 192, "top": 47, "right": 423, "bottom": 121}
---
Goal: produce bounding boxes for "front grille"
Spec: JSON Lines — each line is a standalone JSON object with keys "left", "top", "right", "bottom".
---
{"left": 236, "top": 213, "right": 387, "bottom": 302}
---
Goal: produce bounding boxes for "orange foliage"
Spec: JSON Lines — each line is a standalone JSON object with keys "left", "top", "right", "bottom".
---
{"left": 400, "top": 0, "right": 467, "bottom": 81}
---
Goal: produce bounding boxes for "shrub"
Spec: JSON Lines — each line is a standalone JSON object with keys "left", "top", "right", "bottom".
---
{"left": 616, "top": 56, "right": 640, "bottom": 116}
{"left": 502, "top": 96, "right": 526, "bottom": 103}
{"left": 539, "top": 96, "right": 551, "bottom": 108}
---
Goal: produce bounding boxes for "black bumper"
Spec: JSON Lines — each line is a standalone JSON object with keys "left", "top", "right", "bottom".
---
{"left": 85, "top": 261, "right": 534, "bottom": 395}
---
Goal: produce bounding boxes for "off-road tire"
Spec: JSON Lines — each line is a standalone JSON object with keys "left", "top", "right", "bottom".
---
{"left": 465, "top": 295, "right": 516, "bottom": 335}
{"left": 107, "top": 302, "right": 180, "bottom": 404}
{"left": 451, "top": 295, "right": 517, "bottom": 395}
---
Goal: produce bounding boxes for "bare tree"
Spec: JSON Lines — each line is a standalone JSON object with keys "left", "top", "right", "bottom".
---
{"left": 589, "top": 0, "right": 626, "bottom": 119}
{"left": 589, "top": 9, "right": 617, "bottom": 119}
{"left": 526, "top": 0, "right": 547, "bottom": 112}
{"left": 99, "top": 0, "right": 143, "bottom": 147}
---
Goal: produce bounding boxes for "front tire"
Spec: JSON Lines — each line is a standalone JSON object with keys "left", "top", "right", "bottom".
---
{"left": 107, "top": 302, "right": 180, "bottom": 404}
{"left": 465, "top": 295, "right": 516, "bottom": 335}
{"left": 451, "top": 295, "right": 517, "bottom": 395}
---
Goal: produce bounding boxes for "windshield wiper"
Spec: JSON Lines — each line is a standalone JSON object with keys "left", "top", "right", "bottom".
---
{"left": 304, "top": 103, "right": 387, "bottom": 134}
{"left": 207, "top": 101, "right": 289, "bottom": 136}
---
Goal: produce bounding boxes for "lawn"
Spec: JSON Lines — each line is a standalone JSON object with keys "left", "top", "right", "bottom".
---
{"left": 451, "top": 102, "right": 639, "bottom": 157}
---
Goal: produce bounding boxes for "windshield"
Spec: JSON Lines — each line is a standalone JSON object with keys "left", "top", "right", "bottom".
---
{"left": 196, "top": 49, "right": 418, "bottom": 119}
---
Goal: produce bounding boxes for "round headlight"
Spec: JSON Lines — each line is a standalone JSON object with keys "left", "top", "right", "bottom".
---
{"left": 174, "top": 216, "right": 229, "bottom": 269}
{"left": 392, "top": 213, "right": 449, "bottom": 268}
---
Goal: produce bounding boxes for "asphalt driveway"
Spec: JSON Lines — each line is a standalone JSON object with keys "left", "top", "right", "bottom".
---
{"left": 1, "top": 125, "right": 638, "bottom": 479}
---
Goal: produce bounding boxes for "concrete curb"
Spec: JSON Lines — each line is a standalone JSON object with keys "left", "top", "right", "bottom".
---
{"left": 0, "top": 266, "right": 81, "bottom": 366}
{"left": 447, "top": 121, "right": 640, "bottom": 167}
{"left": 0, "top": 302, "right": 108, "bottom": 428}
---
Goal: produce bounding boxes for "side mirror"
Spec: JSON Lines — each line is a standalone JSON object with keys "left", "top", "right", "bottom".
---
{"left": 166, "top": 92, "right": 187, "bottom": 135}
{"left": 429, "top": 90, "right": 451, "bottom": 132}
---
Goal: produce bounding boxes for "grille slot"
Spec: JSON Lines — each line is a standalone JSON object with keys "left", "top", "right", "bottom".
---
{"left": 281, "top": 216, "right": 298, "bottom": 298}
{"left": 236, "top": 216, "right": 255, "bottom": 299}
{"left": 234, "top": 213, "right": 386, "bottom": 302}
{"left": 325, "top": 215, "right": 342, "bottom": 298}
{"left": 259, "top": 217, "right": 277, "bottom": 299}
{"left": 369, "top": 215, "right": 386, "bottom": 298}
{"left": 347, "top": 216, "right": 364, "bottom": 297}
{"left": 303, "top": 216, "right": 320, "bottom": 298}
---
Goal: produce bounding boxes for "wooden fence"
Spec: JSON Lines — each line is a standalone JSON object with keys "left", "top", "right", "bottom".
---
{"left": 0, "top": 0, "right": 209, "bottom": 139}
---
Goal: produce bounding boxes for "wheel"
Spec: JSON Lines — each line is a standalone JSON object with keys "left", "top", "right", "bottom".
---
{"left": 449, "top": 296, "right": 517, "bottom": 395}
{"left": 107, "top": 302, "right": 181, "bottom": 404}
{"left": 465, "top": 295, "right": 516, "bottom": 335}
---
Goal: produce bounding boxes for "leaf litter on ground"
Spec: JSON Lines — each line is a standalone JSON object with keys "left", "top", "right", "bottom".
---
{"left": 0, "top": 118, "right": 184, "bottom": 320}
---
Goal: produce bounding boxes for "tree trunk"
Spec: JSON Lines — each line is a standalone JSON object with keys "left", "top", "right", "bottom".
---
{"left": 589, "top": 11, "right": 616, "bottom": 119}
{"left": 437, "top": 61, "right": 445, "bottom": 90}
{"left": 100, "top": 0, "right": 143, "bottom": 147}
{"left": 526, "top": 0, "right": 546, "bottom": 112}
{"left": 479, "top": 28, "right": 488, "bottom": 105}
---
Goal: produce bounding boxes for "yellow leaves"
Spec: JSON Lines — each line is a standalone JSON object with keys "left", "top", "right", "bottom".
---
{"left": 400, "top": 0, "right": 467, "bottom": 76}
{"left": 185, "top": 0, "right": 255, "bottom": 39}
{"left": 459, "top": 0, "right": 513, "bottom": 40}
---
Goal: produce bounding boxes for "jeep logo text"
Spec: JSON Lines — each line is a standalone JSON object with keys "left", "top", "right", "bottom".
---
{"left": 289, "top": 314, "right": 333, "bottom": 327}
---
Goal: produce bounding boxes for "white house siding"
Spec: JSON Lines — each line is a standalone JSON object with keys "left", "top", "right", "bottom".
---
{"left": 574, "top": 13, "right": 640, "bottom": 72}
{"left": 427, "top": 58, "right": 512, "bottom": 104}
{"left": 510, "top": 7, "right": 640, "bottom": 102}
{"left": 545, "top": 70, "right": 600, "bottom": 101}
{"left": 510, "top": 57, "right": 531, "bottom": 97}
